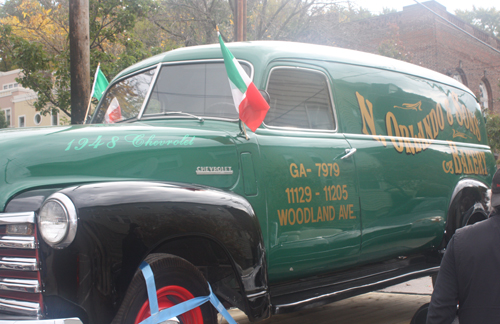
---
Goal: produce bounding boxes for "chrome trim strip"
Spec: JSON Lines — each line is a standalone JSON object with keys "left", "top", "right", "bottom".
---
{"left": 0, "top": 257, "right": 38, "bottom": 271}
{"left": 0, "top": 278, "right": 40, "bottom": 293}
{"left": 0, "top": 212, "right": 35, "bottom": 225}
{"left": 0, "top": 236, "right": 36, "bottom": 249}
{"left": 0, "top": 319, "right": 84, "bottom": 324}
{"left": 0, "top": 297, "right": 40, "bottom": 317}
{"left": 274, "top": 266, "right": 440, "bottom": 310}
{"left": 137, "top": 63, "right": 162, "bottom": 120}
{"left": 246, "top": 290, "right": 267, "bottom": 299}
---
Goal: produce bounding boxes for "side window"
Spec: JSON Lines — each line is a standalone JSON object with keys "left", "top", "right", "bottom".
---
{"left": 93, "top": 69, "right": 156, "bottom": 124}
{"left": 264, "top": 68, "right": 335, "bottom": 130}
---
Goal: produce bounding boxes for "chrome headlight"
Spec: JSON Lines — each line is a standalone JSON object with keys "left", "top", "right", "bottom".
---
{"left": 38, "top": 193, "right": 78, "bottom": 249}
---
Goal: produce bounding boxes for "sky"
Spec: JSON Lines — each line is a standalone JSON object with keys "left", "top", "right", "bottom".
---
{"left": 351, "top": 0, "right": 497, "bottom": 14}
{"left": 0, "top": 0, "right": 495, "bottom": 14}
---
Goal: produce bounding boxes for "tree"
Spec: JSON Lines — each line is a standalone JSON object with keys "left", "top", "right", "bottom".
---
{"left": 147, "top": 0, "right": 232, "bottom": 46}
{"left": 295, "top": 3, "right": 373, "bottom": 46}
{"left": 0, "top": 0, "right": 158, "bottom": 123}
{"left": 0, "top": 110, "right": 8, "bottom": 129}
{"left": 455, "top": 6, "right": 500, "bottom": 37}
{"left": 378, "top": 23, "right": 412, "bottom": 62}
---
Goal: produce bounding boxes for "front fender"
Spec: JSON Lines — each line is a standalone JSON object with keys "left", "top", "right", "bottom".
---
{"left": 40, "top": 181, "right": 268, "bottom": 323}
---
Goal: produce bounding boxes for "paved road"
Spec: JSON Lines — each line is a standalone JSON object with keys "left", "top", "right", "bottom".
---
{"left": 222, "top": 277, "right": 433, "bottom": 324}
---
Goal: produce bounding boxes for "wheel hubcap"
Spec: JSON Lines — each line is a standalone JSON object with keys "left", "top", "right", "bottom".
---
{"left": 135, "top": 285, "right": 204, "bottom": 324}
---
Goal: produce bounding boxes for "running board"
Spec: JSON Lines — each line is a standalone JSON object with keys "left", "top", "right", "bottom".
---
{"left": 271, "top": 259, "right": 439, "bottom": 314}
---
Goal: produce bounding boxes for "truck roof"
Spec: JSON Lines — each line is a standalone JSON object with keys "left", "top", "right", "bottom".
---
{"left": 114, "top": 41, "right": 475, "bottom": 98}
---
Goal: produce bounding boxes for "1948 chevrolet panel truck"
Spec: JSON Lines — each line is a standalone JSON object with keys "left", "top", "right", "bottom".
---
{"left": 0, "top": 41, "right": 495, "bottom": 323}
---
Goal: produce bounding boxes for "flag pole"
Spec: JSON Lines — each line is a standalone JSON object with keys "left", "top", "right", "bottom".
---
{"left": 84, "top": 62, "right": 100, "bottom": 124}
{"left": 240, "top": 120, "right": 249, "bottom": 140}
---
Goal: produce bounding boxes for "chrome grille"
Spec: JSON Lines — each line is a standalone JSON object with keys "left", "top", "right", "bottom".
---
{"left": 0, "top": 212, "right": 41, "bottom": 318}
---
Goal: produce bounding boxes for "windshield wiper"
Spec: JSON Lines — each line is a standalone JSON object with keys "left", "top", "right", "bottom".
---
{"left": 163, "top": 111, "right": 204, "bottom": 122}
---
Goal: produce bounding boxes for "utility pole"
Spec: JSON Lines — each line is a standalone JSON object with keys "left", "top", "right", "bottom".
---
{"left": 235, "top": 0, "right": 247, "bottom": 41}
{"left": 69, "top": 0, "right": 90, "bottom": 124}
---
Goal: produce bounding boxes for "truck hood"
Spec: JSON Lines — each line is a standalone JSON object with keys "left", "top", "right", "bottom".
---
{"left": 0, "top": 122, "right": 240, "bottom": 211}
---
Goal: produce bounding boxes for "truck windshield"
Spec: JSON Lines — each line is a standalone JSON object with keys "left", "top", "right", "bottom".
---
{"left": 92, "top": 62, "right": 252, "bottom": 124}
{"left": 143, "top": 62, "right": 251, "bottom": 120}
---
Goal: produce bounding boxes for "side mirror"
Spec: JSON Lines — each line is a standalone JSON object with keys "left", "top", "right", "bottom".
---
{"left": 259, "top": 90, "right": 270, "bottom": 104}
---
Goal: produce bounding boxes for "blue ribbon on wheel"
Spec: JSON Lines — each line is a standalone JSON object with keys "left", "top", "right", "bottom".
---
{"left": 139, "top": 261, "right": 238, "bottom": 324}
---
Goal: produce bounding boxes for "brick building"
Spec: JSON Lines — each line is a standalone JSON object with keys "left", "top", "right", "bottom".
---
{"left": 308, "top": 1, "right": 500, "bottom": 113}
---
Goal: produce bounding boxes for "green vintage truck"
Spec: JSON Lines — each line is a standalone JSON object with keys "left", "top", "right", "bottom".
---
{"left": 0, "top": 41, "right": 495, "bottom": 323}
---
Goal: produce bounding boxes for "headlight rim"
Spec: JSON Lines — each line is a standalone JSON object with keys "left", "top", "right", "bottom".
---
{"left": 38, "top": 192, "right": 78, "bottom": 249}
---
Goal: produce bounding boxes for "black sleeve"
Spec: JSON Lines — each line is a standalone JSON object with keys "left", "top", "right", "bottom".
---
{"left": 426, "top": 236, "right": 459, "bottom": 324}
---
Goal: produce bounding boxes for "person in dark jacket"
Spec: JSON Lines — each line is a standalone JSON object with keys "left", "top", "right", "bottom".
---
{"left": 426, "top": 169, "right": 500, "bottom": 324}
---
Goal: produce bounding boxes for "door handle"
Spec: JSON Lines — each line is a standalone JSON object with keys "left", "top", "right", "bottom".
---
{"left": 341, "top": 148, "right": 357, "bottom": 160}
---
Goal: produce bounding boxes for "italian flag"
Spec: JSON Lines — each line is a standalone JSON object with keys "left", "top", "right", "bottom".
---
{"left": 218, "top": 32, "right": 270, "bottom": 132}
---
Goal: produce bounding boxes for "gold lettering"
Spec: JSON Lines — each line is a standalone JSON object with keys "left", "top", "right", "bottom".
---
{"left": 409, "top": 125, "right": 422, "bottom": 153}
{"left": 436, "top": 104, "right": 445, "bottom": 130}
{"left": 472, "top": 153, "right": 479, "bottom": 175}
{"left": 323, "top": 206, "right": 329, "bottom": 221}
{"left": 278, "top": 209, "right": 288, "bottom": 226}
{"left": 329, "top": 206, "right": 336, "bottom": 221}
{"left": 423, "top": 116, "right": 434, "bottom": 139}
{"left": 339, "top": 205, "right": 347, "bottom": 219}
{"left": 463, "top": 105, "right": 470, "bottom": 129}
{"left": 460, "top": 150, "right": 469, "bottom": 174}
{"left": 356, "top": 92, "right": 387, "bottom": 145}
{"left": 304, "top": 207, "right": 312, "bottom": 223}
{"left": 477, "top": 153, "right": 484, "bottom": 175}
{"left": 288, "top": 208, "right": 296, "bottom": 225}
{"left": 429, "top": 109, "right": 439, "bottom": 138}
{"left": 290, "top": 163, "right": 298, "bottom": 178}
{"left": 444, "top": 99, "right": 454, "bottom": 126}
{"left": 398, "top": 125, "right": 415, "bottom": 155}
{"left": 450, "top": 143, "right": 462, "bottom": 174}
{"left": 479, "top": 152, "right": 487, "bottom": 175}
{"left": 386, "top": 112, "right": 404, "bottom": 153}
{"left": 348, "top": 204, "right": 356, "bottom": 219}
{"left": 317, "top": 207, "right": 323, "bottom": 222}
{"left": 299, "top": 164, "right": 307, "bottom": 178}
{"left": 464, "top": 151, "right": 473, "bottom": 174}
{"left": 296, "top": 208, "right": 303, "bottom": 224}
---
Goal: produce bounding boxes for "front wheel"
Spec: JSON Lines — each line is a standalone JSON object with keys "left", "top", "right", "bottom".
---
{"left": 112, "top": 253, "right": 217, "bottom": 324}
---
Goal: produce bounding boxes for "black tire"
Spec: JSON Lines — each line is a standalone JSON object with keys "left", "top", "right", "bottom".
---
{"left": 112, "top": 253, "right": 217, "bottom": 324}
{"left": 410, "top": 303, "right": 429, "bottom": 324}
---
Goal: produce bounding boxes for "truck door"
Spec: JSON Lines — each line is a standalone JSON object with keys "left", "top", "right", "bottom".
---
{"left": 255, "top": 65, "right": 361, "bottom": 283}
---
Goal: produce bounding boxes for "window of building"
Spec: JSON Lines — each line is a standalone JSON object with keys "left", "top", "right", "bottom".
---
{"left": 264, "top": 67, "right": 335, "bottom": 130}
{"left": 52, "top": 112, "right": 58, "bottom": 126}
{"left": 18, "top": 115, "right": 25, "bottom": 128}
{"left": 3, "top": 83, "right": 19, "bottom": 90}
{"left": 3, "top": 108, "right": 11, "bottom": 127}
{"left": 451, "top": 68, "right": 468, "bottom": 86}
{"left": 479, "top": 78, "right": 493, "bottom": 112}
{"left": 34, "top": 113, "right": 42, "bottom": 125}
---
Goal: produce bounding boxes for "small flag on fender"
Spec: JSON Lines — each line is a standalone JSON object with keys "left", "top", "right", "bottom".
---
{"left": 105, "top": 97, "right": 122, "bottom": 123}
{"left": 217, "top": 29, "right": 270, "bottom": 132}
{"left": 91, "top": 64, "right": 109, "bottom": 101}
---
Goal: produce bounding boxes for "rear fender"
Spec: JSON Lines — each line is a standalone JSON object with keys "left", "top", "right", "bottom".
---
{"left": 446, "top": 179, "right": 489, "bottom": 242}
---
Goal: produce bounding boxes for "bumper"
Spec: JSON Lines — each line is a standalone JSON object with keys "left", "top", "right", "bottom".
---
{"left": 0, "top": 316, "right": 82, "bottom": 323}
